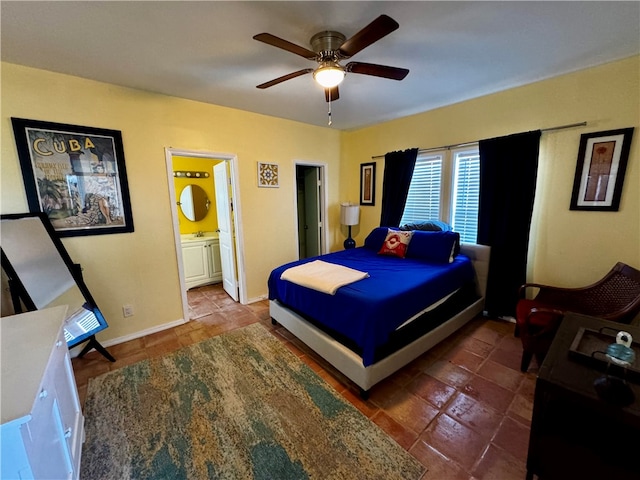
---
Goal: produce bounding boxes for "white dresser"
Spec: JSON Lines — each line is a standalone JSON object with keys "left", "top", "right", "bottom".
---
{"left": 181, "top": 235, "right": 222, "bottom": 289}
{"left": 1, "top": 306, "right": 84, "bottom": 480}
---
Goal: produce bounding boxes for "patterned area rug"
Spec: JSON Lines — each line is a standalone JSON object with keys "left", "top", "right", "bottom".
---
{"left": 81, "top": 323, "right": 425, "bottom": 480}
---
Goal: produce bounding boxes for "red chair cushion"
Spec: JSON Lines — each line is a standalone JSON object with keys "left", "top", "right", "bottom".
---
{"left": 516, "top": 299, "right": 562, "bottom": 329}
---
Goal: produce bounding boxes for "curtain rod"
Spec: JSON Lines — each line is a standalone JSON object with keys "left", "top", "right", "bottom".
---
{"left": 371, "top": 121, "right": 588, "bottom": 159}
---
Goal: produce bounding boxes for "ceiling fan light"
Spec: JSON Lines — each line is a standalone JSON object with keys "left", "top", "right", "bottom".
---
{"left": 313, "top": 63, "right": 345, "bottom": 88}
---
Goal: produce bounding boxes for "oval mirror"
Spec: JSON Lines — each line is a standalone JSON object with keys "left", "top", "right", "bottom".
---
{"left": 179, "top": 184, "right": 209, "bottom": 221}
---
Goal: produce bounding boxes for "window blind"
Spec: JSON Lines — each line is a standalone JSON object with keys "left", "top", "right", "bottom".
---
{"left": 400, "top": 154, "right": 442, "bottom": 225}
{"left": 451, "top": 151, "right": 480, "bottom": 243}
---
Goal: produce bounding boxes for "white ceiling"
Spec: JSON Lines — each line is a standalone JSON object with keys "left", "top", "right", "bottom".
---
{"left": 2, "top": 1, "right": 639, "bottom": 130}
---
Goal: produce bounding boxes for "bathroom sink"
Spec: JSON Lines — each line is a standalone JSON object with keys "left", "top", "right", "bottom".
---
{"left": 180, "top": 232, "right": 219, "bottom": 242}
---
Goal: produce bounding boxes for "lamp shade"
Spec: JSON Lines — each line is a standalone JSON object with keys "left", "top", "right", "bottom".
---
{"left": 340, "top": 203, "right": 360, "bottom": 226}
{"left": 313, "top": 62, "right": 345, "bottom": 88}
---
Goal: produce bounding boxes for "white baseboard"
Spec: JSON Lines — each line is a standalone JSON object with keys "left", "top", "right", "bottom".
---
{"left": 70, "top": 318, "right": 188, "bottom": 358}
{"left": 247, "top": 294, "right": 268, "bottom": 304}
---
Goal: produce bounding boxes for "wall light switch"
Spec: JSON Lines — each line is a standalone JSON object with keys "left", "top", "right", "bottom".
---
{"left": 123, "top": 304, "right": 134, "bottom": 317}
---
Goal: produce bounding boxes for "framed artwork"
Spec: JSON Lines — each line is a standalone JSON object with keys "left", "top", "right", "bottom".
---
{"left": 570, "top": 128, "right": 634, "bottom": 211}
{"left": 360, "top": 162, "right": 376, "bottom": 206}
{"left": 11, "top": 118, "right": 134, "bottom": 236}
{"left": 258, "top": 162, "right": 279, "bottom": 188}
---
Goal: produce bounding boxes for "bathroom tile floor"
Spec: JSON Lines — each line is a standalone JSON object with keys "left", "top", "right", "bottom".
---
{"left": 72, "top": 283, "right": 538, "bottom": 480}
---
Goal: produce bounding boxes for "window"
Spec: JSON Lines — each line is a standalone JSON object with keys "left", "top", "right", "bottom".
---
{"left": 400, "top": 154, "right": 442, "bottom": 225}
{"left": 400, "top": 147, "right": 480, "bottom": 243}
{"left": 451, "top": 150, "right": 480, "bottom": 243}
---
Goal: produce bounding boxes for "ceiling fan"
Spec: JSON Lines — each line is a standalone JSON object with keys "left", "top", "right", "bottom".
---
{"left": 253, "top": 14, "right": 409, "bottom": 104}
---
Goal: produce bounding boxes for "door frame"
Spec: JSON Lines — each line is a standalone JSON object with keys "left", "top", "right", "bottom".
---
{"left": 293, "top": 160, "right": 328, "bottom": 258}
{"left": 165, "top": 148, "right": 247, "bottom": 322}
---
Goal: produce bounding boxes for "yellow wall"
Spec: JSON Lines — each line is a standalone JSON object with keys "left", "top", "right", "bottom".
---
{"left": 1, "top": 63, "right": 341, "bottom": 343}
{"left": 172, "top": 156, "right": 221, "bottom": 235}
{"left": 2, "top": 56, "right": 638, "bottom": 346}
{"left": 341, "top": 56, "right": 639, "bottom": 287}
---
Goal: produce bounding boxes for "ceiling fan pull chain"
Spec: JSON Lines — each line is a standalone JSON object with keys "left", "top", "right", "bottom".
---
{"left": 327, "top": 98, "right": 332, "bottom": 126}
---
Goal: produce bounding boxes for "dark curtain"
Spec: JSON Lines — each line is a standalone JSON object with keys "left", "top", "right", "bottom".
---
{"left": 379, "top": 148, "right": 419, "bottom": 227}
{"left": 478, "top": 130, "right": 541, "bottom": 317}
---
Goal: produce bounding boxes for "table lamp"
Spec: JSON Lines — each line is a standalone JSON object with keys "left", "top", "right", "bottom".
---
{"left": 340, "top": 203, "right": 360, "bottom": 249}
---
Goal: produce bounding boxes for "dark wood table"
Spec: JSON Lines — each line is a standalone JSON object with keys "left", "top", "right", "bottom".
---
{"left": 526, "top": 312, "right": 640, "bottom": 480}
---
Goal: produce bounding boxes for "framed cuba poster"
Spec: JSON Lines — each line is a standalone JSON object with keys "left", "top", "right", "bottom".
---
{"left": 11, "top": 118, "right": 134, "bottom": 236}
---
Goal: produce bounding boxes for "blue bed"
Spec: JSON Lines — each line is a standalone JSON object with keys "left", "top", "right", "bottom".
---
{"left": 269, "top": 246, "right": 475, "bottom": 366}
{"left": 268, "top": 228, "right": 490, "bottom": 394}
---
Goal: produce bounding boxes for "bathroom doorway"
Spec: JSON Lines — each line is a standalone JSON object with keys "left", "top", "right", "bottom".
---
{"left": 295, "top": 161, "right": 328, "bottom": 259}
{"left": 165, "top": 148, "right": 246, "bottom": 323}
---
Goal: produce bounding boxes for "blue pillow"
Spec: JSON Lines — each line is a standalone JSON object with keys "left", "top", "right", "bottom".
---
{"left": 363, "top": 227, "right": 399, "bottom": 250}
{"left": 399, "top": 220, "right": 452, "bottom": 232}
{"left": 405, "top": 230, "right": 460, "bottom": 263}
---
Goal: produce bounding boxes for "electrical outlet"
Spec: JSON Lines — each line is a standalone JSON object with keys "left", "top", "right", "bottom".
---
{"left": 122, "top": 304, "right": 134, "bottom": 317}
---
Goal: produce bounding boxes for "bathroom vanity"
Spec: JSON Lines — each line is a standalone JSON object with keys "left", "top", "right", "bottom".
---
{"left": 181, "top": 233, "right": 222, "bottom": 289}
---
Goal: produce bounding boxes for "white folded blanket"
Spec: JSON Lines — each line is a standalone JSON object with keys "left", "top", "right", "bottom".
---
{"left": 280, "top": 260, "right": 369, "bottom": 295}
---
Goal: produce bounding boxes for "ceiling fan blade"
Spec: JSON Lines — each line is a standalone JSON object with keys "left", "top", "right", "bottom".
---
{"left": 338, "top": 15, "right": 399, "bottom": 58}
{"left": 324, "top": 86, "right": 339, "bottom": 102}
{"left": 256, "top": 69, "right": 314, "bottom": 89}
{"left": 253, "top": 33, "right": 317, "bottom": 60}
{"left": 346, "top": 62, "right": 409, "bottom": 80}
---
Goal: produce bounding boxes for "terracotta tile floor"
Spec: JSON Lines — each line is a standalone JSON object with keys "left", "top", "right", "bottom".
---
{"left": 72, "top": 283, "right": 538, "bottom": 480}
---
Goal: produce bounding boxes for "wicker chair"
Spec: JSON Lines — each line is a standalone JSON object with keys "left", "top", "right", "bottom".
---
{"left": 516, "top": 262, "right": 640, "bottom": 372}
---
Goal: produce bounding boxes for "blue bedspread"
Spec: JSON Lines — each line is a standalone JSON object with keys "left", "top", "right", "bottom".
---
{"left": 268, "top": 247, "right": 475, "bottom": 366}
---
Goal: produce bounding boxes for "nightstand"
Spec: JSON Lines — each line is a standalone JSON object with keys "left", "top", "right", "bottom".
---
{"left": 526, "top": 312, "right": 640, "bottom": 480}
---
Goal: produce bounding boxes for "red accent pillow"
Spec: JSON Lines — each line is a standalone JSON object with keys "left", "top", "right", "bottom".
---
{"left": 378, "top": 229, "right": 413, "bottom": 258}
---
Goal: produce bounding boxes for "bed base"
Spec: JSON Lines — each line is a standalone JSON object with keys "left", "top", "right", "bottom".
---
{"left": 271, "top": 298, "right": 483, "bottom": 394}
{"left": 269, "top": 243, "right": 490, "bottom": 395}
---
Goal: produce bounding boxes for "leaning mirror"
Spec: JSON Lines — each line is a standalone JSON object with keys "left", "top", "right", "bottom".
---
{"left": 179, "top": 184, "right": 209, "bottom": 222}
{"left": 0, "top": 213, "right": 113, "bottom": 360}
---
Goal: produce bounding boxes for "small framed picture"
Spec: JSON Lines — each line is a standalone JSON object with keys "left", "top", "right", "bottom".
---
{"left": 11, "top": 117, "right": 134, "bottom": 237}
{"left": 360, "top": 162, "right": 376, "bottom": 206}
{"left": 570, "top": 128, "right": 634, "bottom": 211}
{"left": 258, "top": 162, "right": 279, "bottom": 188}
